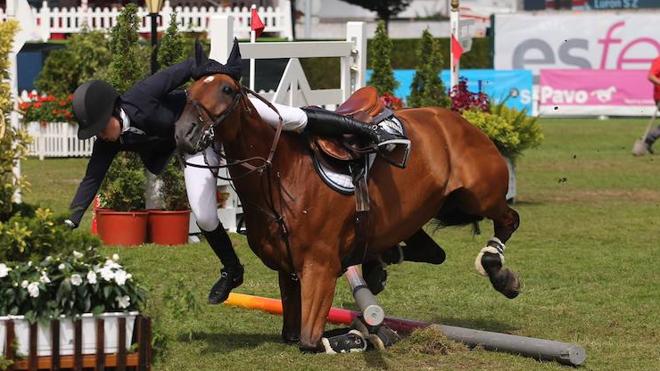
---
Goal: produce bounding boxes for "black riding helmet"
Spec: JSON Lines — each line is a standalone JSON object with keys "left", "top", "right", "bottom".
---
{"left": 72, "top": 80, "right": 119, "bottom": 140}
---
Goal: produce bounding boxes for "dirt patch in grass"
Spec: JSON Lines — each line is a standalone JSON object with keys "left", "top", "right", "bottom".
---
{"left": 392, "top": 325, "right": 468, "bottom": 356}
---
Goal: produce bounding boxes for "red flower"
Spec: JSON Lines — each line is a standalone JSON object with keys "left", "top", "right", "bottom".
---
{"left": 380, "top": 93, "right": 404, "bottom": 110}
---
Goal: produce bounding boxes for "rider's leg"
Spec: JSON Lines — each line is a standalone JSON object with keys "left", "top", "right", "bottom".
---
{"left": 184, "top": 146, "right": 243, "bottom": 304}
{"left": 247, "top": 96, "right": 400, "bottom": 146}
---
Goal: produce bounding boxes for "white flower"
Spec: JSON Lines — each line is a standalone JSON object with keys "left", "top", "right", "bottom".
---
{"left": 116, "top": 295, "right": 130, "bottom": 309}
{"left": 0, "top": 263, "right": 10, "bottom": 278}
{"left": 27, "top": 282, "right": 39, "bottom": 298}
{"left": 126, "top": 273, "right": 132, "bottom": 280}
{"left": 45, "top": 256, "right": 53, "bottom": 262}
{"left": 112, "top": 254, "right": 120, "bottom": 261}
{"left": 87, "top": 271, "right": 97, "bottom": 284}
{"left": 73, "top": 250, "right": 84, "bottom": 259}
{"left": 100, "top": 266, "right": 115, "bottom": 282}
{"left": 70, "top": 274, "right": 82, "bottom": 286}
{"left": 58, "top": 263, "right": 66, "bottom": 270}
{"left": 27, "top": 261, "right": 32, "bottom": 267}
{"left": 104, "top": 259, "right": 120, "bottom": 269}
{"left": 39, "top": 274, "right": 51, "bottom": 284}
{"left": 21, "top": 280, "right": 29, "bottom": 288}
{"left": 114, "top": 270, "right": 128, "bottom": 286}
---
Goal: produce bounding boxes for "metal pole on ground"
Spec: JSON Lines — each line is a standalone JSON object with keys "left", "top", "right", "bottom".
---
{"left": 224, "top": 293, "right": 587, "bottom": 367}
{"left": 344, "top": 266, "right": 384, "bottom": 327}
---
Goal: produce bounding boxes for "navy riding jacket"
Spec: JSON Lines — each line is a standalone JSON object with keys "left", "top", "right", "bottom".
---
{"left": 68, "top": 59, "right": 194, "bottom": 226}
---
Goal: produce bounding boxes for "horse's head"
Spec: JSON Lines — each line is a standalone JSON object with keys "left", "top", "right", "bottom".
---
{"left": 174, "top": 73, "right": 244, "bottom": 154}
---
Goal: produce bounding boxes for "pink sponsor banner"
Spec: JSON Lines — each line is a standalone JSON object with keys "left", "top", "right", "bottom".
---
{"left": 539, "top": 69, "right": 656, "bottom": 116}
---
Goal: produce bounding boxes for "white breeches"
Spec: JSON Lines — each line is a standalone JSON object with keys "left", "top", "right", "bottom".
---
{"left": 248, "top": 96, "right": 308, "bottom": 133}
{"left": 184, "top": 98, "right": 308, "bottom": 231}
{"left": 184, "top": 146, "right": 223, "bottom": 232}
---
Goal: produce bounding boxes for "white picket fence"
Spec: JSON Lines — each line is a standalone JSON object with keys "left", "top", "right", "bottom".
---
{"left": 0, "top": 0, "right": 293, "bottom": 41}
{"left": 24, "top": 121, "right": 93, "bottom": 159}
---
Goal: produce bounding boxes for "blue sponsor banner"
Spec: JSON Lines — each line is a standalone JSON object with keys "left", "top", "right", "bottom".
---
{"left": 366, "top": 69, "right": 534, "bottom": 112}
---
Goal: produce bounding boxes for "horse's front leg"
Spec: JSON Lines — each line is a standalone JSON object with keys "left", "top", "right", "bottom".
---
{"left": 278, "top": 270, "right": 301, "bottom": 344}
{"left": 298, "top": 255, "right": 339, "bottom": 352}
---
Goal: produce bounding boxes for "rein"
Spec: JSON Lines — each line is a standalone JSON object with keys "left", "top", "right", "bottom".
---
{"left": 181, "top": 84, "right": 298, "bottom": 279}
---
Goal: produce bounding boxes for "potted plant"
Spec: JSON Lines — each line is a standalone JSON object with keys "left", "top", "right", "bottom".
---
{"left": 0, "top": 249, "right": 146, "bottom": 356}
{"left": 148, "top": 158, "right": 190, "bottom": 245}
{"left": 450, "top": 78, "right": 544, "bottom": 201}
{"left": 97, "top": 152, "right": 149, "bottom": 246}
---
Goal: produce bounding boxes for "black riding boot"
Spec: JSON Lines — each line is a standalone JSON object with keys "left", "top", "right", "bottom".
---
{"left": 301, "top": 107, "right": 398, "bottom": 146}
{"left": 202, "top": 224, "right": 244, "bottom": 304}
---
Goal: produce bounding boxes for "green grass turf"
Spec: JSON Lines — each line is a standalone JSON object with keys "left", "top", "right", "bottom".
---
{"left": 21, "top": 118, "right": 660, "bottom": 370}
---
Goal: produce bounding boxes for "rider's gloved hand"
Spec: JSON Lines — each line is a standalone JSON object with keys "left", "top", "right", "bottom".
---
{"left": 64, "top": 219, "right": 78, "bottom": 230}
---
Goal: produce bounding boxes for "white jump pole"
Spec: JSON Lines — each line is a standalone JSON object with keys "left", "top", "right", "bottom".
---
{"left": 249, "top": 5, "right": 257, "bottom": 91}
{"left": 449, "top": 0, "right": 460, "bottom": 89}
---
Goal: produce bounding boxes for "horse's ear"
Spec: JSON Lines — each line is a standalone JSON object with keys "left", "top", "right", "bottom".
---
{"left": 194, "top": 38, "right": 208, "bottom": 65}
{"left": 227, "top": 38, "right": 242, "bottom": 66}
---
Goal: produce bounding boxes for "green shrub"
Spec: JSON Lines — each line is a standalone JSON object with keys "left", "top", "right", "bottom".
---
{"left": 100, "top": 152, "right": 146, "bottom": 211}
{"left": 159, "top": 158, "right": 188, "bottom": 211}
{"left": 35, "top": 29, "right": 110, "bottom": 97}
{"left": 157, "top": 13, "right": 187, "bottom": 68}
{"left": 408, "top": 29, "right": 450, "bottom": 108}
{"left": 0, "top": 206, "right": 101, "bottom": 263}
{"left": 461, "top": 104, "right": 543, "bottom": 161}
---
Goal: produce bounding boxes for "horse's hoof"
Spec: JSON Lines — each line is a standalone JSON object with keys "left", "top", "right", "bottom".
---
{"left": 489, "top": 267, "right": 520, "bottom": 299}
{"left": 299, "top": 341, "right": 322, "bottom": 353}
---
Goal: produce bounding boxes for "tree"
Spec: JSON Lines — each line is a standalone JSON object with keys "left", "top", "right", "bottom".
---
{"left": 156, "top": 13, "right": 189, "bottom": 211}
{"left": 368, "top": 21, "right": 398, "bottom": 96}
{"left": 407, "top": 29, "right": 450, "bottom": 108}
{"left": 99, "top": 4, "right": 149, "bottom": 211}
{"left": 105, "top": 3, "right": 148, "bottom": 93}
{"left": 0, "top": 20, "right": 29, "bottom": 218}
{"left": 341, "top": 0, "right": 410, "bottom": 31}
{"left": 35, "top": 29, "right": 110, "bottom": 97}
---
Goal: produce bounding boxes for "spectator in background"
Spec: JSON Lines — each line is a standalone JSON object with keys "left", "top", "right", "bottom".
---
{"left": 639, "top": 56, "right": 660, "bottom": 155}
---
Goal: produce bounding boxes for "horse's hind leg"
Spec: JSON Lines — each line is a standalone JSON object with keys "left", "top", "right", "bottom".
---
{"left": 475, "top": 204, "right": 521, "bottom": 299}
{"left": 278, "top": 270, "right": 301, "bottom": 344}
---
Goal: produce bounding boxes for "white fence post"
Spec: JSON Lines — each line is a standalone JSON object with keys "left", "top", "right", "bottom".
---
{"left": 282, "top": 0, "right": 293, "bottom": 41}
{"left": 209, "top": 15, "right": 233, "bottom": 62}
{"left": 346, "top": 22, "right": 366, "bottom": 92}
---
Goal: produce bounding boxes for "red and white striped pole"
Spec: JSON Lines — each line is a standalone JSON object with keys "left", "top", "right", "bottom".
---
{"left": 91, "top": 195, "right": 100, "bottom": 235}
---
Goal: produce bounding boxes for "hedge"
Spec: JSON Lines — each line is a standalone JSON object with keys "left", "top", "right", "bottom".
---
{"left": 302, "top": 37, "right": 493, "bottom": 89}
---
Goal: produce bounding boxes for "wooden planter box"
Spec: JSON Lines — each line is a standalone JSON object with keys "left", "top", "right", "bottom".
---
{"left": 1, "top": 313, "right": 151, "bottom": 370}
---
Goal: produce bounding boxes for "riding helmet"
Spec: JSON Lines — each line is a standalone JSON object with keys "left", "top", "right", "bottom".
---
{"left": 72, "top": 80, "right": 119, "bottom": 140}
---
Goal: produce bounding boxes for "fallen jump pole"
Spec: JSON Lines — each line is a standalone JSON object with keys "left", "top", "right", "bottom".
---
{"left": 344, "top": 266, "right": 384, "bottom": 326}
{"left": 224, "top": 293, "right": 586, "bottom": 366}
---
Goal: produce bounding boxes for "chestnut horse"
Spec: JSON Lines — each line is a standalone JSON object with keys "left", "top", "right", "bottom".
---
{"left": 174, "top": 74, "right": 521, "bottom": 352}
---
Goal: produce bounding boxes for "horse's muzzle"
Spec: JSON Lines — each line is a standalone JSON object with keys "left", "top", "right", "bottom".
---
{"left": 175, "top": 121, "right": 201, "bottom": 154}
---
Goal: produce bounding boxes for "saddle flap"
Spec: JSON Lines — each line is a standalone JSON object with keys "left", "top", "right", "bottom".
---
{"left": 314, "top": 135, "right": 360, "bottom": 161}
{"left": 336, "top": 86, "right": 385, "bottom": 118}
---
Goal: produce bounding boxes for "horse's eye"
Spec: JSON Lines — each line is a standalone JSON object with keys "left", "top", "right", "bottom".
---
{"left": 222, "top": 85, "right": 234, "bottom": 95}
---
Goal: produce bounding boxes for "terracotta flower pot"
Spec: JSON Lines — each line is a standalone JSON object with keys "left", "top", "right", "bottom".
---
{"left": 148, "top": 210, "right": 191, "bottom": 246}
{"left": 96, "top": 210, "right": 148, "bottom": 246}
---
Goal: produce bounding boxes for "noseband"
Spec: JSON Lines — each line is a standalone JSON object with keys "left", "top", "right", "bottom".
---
{"left": 187, "top": 86, "right": 244, "bottom": 153}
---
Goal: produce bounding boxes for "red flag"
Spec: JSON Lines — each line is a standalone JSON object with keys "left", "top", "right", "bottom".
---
{"left": 451, "top": 34, "right": 464, "bottom": 64}
{"left": 251, "top": 8, "right": 265, "bottom": 38}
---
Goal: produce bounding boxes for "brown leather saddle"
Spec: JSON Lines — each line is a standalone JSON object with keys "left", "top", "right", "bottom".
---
{"left": 306, "top": 86, "right": 400, "bottom": 269}
{"left": 313, "top": 86, "right": 385, "bottom": 162}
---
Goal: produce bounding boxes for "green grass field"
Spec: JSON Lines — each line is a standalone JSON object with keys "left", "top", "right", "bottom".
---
{"left": 22, "top": 118, "right": 660, "bottom": 370}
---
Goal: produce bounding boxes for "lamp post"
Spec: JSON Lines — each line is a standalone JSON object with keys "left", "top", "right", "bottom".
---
{"left": 146, "top": 0, "right": 164, "bottom": 75}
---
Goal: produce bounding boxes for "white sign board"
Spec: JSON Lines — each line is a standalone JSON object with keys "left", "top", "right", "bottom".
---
{"left": 495, "top": 13, "right": 660, "bottom": 75}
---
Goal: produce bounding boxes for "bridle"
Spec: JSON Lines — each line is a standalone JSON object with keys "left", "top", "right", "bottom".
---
{"left": 180, "top": 80, "right": 298, "bottom": 279}
{"left": 182, "top": 84, "right": 284, "bottom": 180}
